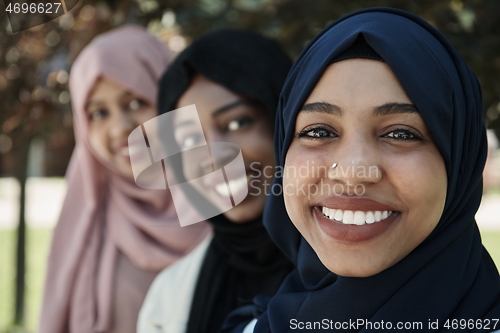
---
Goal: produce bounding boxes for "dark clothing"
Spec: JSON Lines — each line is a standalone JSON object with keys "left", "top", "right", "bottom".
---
{"left": 158, "top": 30, "right": 294, "bottom": 333}
{"left": 226, "top": 8, "right": 500, "bottom": 333}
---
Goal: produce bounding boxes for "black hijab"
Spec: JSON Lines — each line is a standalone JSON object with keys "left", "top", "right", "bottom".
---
{"left": 252, "top": 8, "right": 500, "bottom": 333}
{"left": 157, "top": 29, "right": 294, "bottom": 333}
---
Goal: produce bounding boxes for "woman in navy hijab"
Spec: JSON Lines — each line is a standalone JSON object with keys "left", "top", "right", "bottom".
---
{"left": 226, "top": 7, "right": 500, "bottom": 333}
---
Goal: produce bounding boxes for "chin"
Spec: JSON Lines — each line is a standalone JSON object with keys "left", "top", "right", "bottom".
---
{"left": 223, "top": 208, "right": 260, "bottom": 224}
{"left": 314, "top": 244, "right": 398, "bottom": 278}
{"left": 323, "top": 261, "right": 384, "bottom": 278}
{"left": 223, "top": 211, "right": 253, "bottom": 223}
{"left": 222, "top": 196, "right": 265, "bottom": 223}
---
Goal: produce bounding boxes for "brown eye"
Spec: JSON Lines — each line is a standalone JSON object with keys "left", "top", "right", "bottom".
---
{"left": 298, "top": 126, "right": 337, "bottom": 139}
{"left": 90, "top": 109, "right": 108, "bottom": 121}
{"left": 130, "top": 99, "right": 140, "bottom": 110}
{"left": 383, "top": 129, "right": 423, "bottom": 141}
{"left": 227, "top": 117, "right": 253, "bottom": 131}
{"left": 127, "top": 98, "right": 148, "bottom": 111}
{"left": 181, "top": 133, "right": 205, "bottom": 149}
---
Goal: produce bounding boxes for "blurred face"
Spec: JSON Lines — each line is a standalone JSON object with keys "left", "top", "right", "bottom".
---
{"left": 174, "top": 74, "right": 275, "bottom": 223}
{"left": 86, "top": 78, "right": 156, "bottom": 178}
{"left": 284, "top": 59, "right": 447, "bottom": 277}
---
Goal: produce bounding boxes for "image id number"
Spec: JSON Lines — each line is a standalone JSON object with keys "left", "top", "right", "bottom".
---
{"left": 6, "top": 2, "right": 62, "bottom": 14}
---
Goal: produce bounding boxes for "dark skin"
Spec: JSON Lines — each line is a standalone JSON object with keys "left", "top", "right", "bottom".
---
{"left": 174, "top": 74, "right": 276, "bottom": 223}
{"left": 86, "top": 78, "right": 155, "bottom": 178}
{"left": 285, "top": 59, "right": 447, "bottom": 277}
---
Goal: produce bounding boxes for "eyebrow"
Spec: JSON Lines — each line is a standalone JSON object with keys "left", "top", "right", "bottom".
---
{"left": 175, "top": 100, "right": 254, "bottom": 129}
{"left": 85, "top": 91, "right": 135, "bottom": 111}
{"left": 300, "top": 102, "right": 342, "bottom": 115}
{"left": 212, "top": 100, "right": 252, "bottom": 118}
{"left": 120, "top": 91, "right": 133, "bottom": 99}
{"left": 373, "top": 103, "right": 418, "bottom": 116}
{"left": 300, "top": 102, "right": 418, "bottom": 116}
{"left": 85, "top": 99, "right": 103, "bottom": 110}
{"left": 175, "top": 120, "right": 196, "bottom": 128}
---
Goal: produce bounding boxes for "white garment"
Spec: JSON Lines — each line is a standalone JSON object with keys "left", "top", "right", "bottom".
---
{"left": 242, "top": 319, "right": 258, "bottom": 333}
{"left": 137, "top": 233, "right": 213, "bottom": 333}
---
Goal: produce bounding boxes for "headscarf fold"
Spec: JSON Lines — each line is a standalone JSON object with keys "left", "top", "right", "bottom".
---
{"left": 256, "top": 8, "right": 500, "bottom": 332}
{"left": 39, "top": 25, "right": 210, "bottom": 333}
{"left": 157, "top": 29, "right": 294, "bottom": 333}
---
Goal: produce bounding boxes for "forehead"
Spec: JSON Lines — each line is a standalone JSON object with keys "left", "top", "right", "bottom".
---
{"left": 175, "top": 74, "right": 240, "bottom": 122}
{"left": 305, "top": 59, "right": 412, "bottom": 107}
{"left": 86, "top": 78, "right": 131, "bottom": 110}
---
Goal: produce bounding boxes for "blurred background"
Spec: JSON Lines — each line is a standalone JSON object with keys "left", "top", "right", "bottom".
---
{"left": 0, "top": 0, "right": 499, "bottom": 332}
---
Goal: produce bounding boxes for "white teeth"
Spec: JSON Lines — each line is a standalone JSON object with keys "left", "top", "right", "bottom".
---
{"left": 343, "top": 210, "right": 354, "bottom": 224}
{"left": 215, "top": 182, "right": 230, "bottom": 197}
{"left": 228, "top": 175, "right": 248, "bottom": 195}
{"left": 121, "top": 144, "right": 142, "bottom": 157}
{"left": 322, "top": 206, "right": 329, "bottom": 216}
{"left": 329, "top": 209, "right": 336, "bottom": 220}
{"left": 214, "top": 174, "right": 248, "bottom": 197}
{"left": 128, "top": 144, "right": 141, "bottom": 156}
{"left": 366, "top": 211, "right": 375, "bottom": 224}
{"left": 353, "top": 211, "right": 365, "bottom": 225}
{"left": 321, "top": 207, "right": 395, "bottom": 225}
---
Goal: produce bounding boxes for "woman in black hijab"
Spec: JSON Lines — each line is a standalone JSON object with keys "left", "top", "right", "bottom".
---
{"left": 224, "top": 8, "right": 500, "bottom": 333}
{"left": 137, "top": 30, "right": 293, "bottom": 333}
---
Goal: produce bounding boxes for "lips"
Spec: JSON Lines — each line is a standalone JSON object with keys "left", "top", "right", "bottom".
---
{"left": 313, "top": 196, "right": 400, "bottom": 242}
{"left": 115, "top": 140, "right": 145, "bottom": 160}
{"left": 203, "top": 167, "right": 246, "bottom": 189}
{"left": 320, "top": 207, "right": 393, "bottom": 225}
{"left": 198, "top": 166, "right": 256, "bottom": 203}
{"left": 214, "top": 173, "right": 251, "bottom": 197}
{"left": 315, "top": 196, "right": 398, "bottom": 212}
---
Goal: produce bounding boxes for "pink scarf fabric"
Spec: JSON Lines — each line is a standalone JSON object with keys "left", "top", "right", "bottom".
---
{"left": 38, "top": 25, "right": 210, "bottom": 333}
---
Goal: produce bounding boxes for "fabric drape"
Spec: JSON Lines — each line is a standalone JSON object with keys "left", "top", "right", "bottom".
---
{"left": 157, "top": 29, "right": 294, "bottom": 333}
{"left": 254, "top": 8, "right": 500, "bottom": 333}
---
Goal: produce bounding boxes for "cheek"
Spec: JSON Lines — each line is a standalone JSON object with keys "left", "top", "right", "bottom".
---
{"left": 88, "top": 124, "right": 110, "bottom": 157}
{"left": 283, "top": 144, "right": 324, "bottom": 232}
{"left": 238, "top": 127, "right": 275, "bottom": 165}
{"left": 181, "top": 153, "right": 201, "bottom": 180}
{"left": 137, "top": 107, "right": 157, "bottom": 124}
{"left": 386, "top": 148, "right": 447, "bottom": 234}
{"left": 181, "top": 155, "right": 207, "bottom": 197}
{"left": 284, "top": 143, "right": 331, "bottom": 184}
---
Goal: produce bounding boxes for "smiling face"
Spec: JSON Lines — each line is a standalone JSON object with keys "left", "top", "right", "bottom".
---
{"left": 86, "top": 78, "right": 157, "bottom": 179}
{"left": 283, "top": 59, "right": 447, "bottom": 277}
{"left": 174, "top": 74, "right": 275, "bottom": 223}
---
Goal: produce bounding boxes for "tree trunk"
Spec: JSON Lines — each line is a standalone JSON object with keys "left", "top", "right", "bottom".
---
{"left": 14, "top": 137, "right": 31, "bottom": 326}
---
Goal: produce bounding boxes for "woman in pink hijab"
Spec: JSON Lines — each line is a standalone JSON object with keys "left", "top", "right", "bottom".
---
{"left": 38, "top": 25, "right": 210, "bottom": 333}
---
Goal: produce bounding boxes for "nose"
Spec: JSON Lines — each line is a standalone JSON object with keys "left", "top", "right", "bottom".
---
{"left": 198, "top": 130, "right": 238, "bottom": 172}
{"left": 109, "top": 109, "right": 135, "bottom": 138}
{"left": 327, "top": 135, "right": 382, "bottom": 187}
{"left": 208, "top": 142, "right": 239, "bottom": 170}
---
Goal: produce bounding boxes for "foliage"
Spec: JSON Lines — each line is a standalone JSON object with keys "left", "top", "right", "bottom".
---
{"left": 1, "top": 0, "right": 499, "bottom": 175}
{"left": 0, "top": 0, "right": 499, "bottom": 330}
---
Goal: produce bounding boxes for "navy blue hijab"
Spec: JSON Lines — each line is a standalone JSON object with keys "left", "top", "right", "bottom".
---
{"left": 255, "top": 8, "right": 500, "bottom": 333}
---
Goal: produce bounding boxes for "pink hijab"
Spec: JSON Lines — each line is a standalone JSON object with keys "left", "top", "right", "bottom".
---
{"left": 39, "top": 25, "right": 210, "bottom": 333}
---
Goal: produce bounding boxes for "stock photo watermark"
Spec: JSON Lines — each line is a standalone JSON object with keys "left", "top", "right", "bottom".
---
{"left": 289, "top": 318, "right": 500, "bottom": 331}
{"left": 247, "top": 161, "right": 380, "bottom": 198}
{"left": 3, "top": 0, "right": 80, "bottom": 33}
{"left": 129, "top": 104, "right": 381, "bottom": 226}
